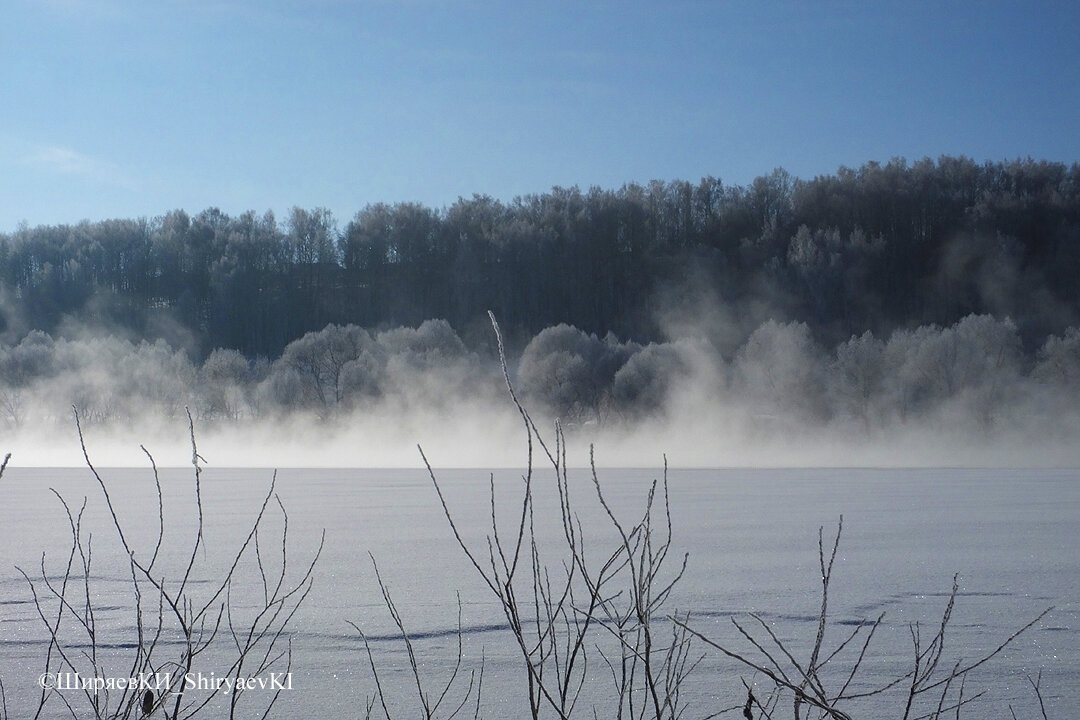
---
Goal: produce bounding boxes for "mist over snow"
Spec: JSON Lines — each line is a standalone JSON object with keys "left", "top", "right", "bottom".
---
{"left": 0, "top": 310, "right": 1078, "bottom": 469}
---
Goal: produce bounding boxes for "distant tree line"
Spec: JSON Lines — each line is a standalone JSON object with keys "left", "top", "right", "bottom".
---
{"left": 2, "top": 156, "right": 1078, "bottom": 358}
{"left": 0, "top": 319, "right": 491, "bottom": 428}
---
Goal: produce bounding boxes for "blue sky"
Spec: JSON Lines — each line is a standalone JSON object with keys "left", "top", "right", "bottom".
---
{"left": 3, "top": 0, "right": 1079, "bottom": 232}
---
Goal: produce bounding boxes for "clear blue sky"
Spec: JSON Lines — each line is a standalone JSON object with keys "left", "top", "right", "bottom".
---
{"left": 3, "top": 0, "right": 1078, "bottom": 232}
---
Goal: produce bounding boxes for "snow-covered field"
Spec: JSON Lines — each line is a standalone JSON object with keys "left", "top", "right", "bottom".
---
{"left": 1, "top": 466, "right": 1076, "bottom": 718}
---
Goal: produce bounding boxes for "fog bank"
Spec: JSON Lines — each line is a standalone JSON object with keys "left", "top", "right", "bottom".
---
{"left": 2, "top": 313, "right": 1078, "bottom": 469}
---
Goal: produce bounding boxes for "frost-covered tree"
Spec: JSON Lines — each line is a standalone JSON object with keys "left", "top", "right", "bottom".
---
{"left": 612, "top": 340, "right": 695, "bottom": 417}
{"left": 199, "top": 347, "right": 252, "bottom": 420}
{"left": 1034, "top": 327, "right": 1080, "bottom": 390}
{"left": 376, "top": 319, "right": 467, "bottom": 371}
{"left": 267, "top": 324, "right": 374, "bottom": 412}
{"left": 0, "top": 330, "right": 57, "bottom": 387}
{"left": 120, "top": 339, "right": 196, "bottom": 420}
{"left": 830, "top": 330, "right": 886, "bottom": 432}
{"left": 517, "top": 324, "right": 637, "bottom": 423}
{"left": 883, "top": 314, "right": 1022, "bottom": 428}
{"left": 0, "top": 330, "right": 56, "bottom": 426}
{"left": 733, "top": 320, "right": 828, "bottom": 423}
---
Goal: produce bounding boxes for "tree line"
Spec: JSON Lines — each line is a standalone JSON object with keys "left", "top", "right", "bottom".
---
{"left": 3, "top": 156, "right": 1078, "bottom": 359}
{"left": 3, "top": 313, "right": 1080, "bottom": 442}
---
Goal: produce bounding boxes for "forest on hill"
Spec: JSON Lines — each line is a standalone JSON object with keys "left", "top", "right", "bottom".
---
{"left": 4, "top": 155, "right": 1079, "bottom": 355}
{"left": 1, "top": 156, "right": 1079, "bottom": 439}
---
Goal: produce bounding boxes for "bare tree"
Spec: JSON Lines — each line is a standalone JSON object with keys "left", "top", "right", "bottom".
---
{"left": 410, "top": 312, "right": 697, "bottom": 720}
{"left": 14, "top": 408, "right": 323, "bottom": 720}
{"left": 673, "top": 518, "right": 1053, "bottom": 720}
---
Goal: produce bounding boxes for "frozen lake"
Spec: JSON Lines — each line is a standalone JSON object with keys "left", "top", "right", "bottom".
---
{"left": 1, "top": 465, "right": 1077, "bottom": 718}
